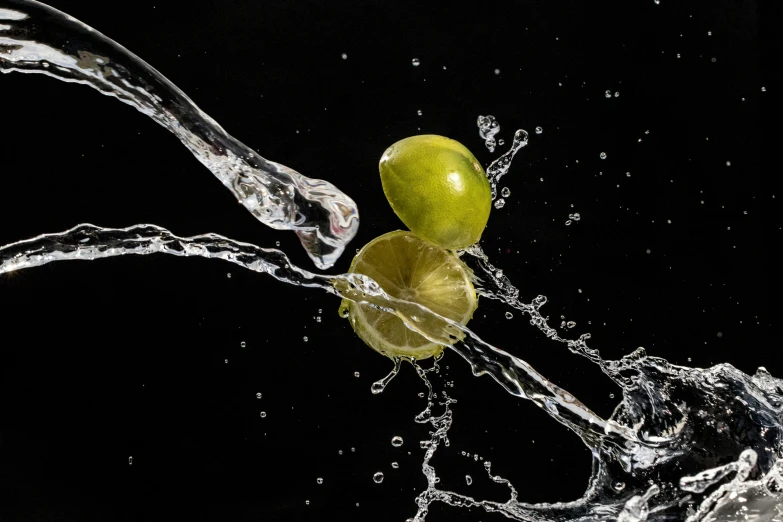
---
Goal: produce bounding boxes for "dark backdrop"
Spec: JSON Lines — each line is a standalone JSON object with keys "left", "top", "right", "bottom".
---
{"left": 0, "top": 1, "right": 776, "bottom": 521}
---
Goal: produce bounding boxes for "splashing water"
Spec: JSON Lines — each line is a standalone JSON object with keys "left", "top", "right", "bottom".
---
{"left": 0, "top": 0, "right": 358, "bottom": 269}
{"left": 477, "top": 114, "right": 501, "bottom": 152}
{"left": 1, "top": 2, "right": 781, "bottom": 521}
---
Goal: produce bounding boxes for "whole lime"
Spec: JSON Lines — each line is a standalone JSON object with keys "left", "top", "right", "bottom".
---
{"left": 379, "top": 135, "right": 491, "bottom": 250}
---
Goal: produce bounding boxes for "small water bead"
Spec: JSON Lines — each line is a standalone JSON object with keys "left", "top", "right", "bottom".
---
{"left": 494, "top": 199, "right": 506, "bottom": 209}
{"left": 535, "top": 126, "right": 543, "bottom": 134}
{"left": 303, "top": 336, "right": 308, "bottom": 342}
{"left": 373, "top": 472, "right": 384, "bottom": 483}
{"left": 391, "top": 436, "right": 404, "bottom": 447}
{"left": 391, "top": 461, "right": 399, "bottom": 469}
{"left": 260, "top": 411, "right": 267, "bottom": 418}
{"left": 341, "top": 53, "right": 347, "bottom": 59}
{"left": 316, "top": 316, "right": 321, "bottom": 323}
{"left": 240, "top": 341, "right": 246, "bottom": 348}
{"left": 351, "top": 447, "right": 355, "bottom": 452}
{"left": 498, "top": 138, "right": 505, "bottom": 146}
{"left": 465, "top": 475, "right": 473, "bottom": 485}
{"left": 418, "top": 392, "right": 425, "bottom": 398}
{"left": 501, "top": 187, "right": 511, "bottom": 198}
{"left": 566, "top": 321, "right": 576, "bottom": 329}
{"left": 275, "top": 241, "right": 280, "bottom": 247}
{"left": 569, "top": 213, "right": 581, "bottom": 221}
{"left": 605, "top": 90, "right": 612, "bottom": 98}
{"left": 412, "top": 58, "right": 420, "bottom": 66}
{"left": 224, "top": 359, "right": 229, "bottom": 364}
{"left": 305, "top": 500, "right": 310, "bottom": 505}
{"left": 226, "top": 272, "right": 232, "bottom": 278}
{"left": 505, "top": 312, "right": 513, "bottom": 319}
{"left": 128, "top": 456, "right": 133, "bottom": 465}
{"left": 417, "top": 109, "right": 422, "bottom": 116}
{"left": 354, "top": 371, "right": 360, "bottom": 378}
{"left": 256, "top": 392, "right": 262, "bottom": 399}
{"left": 614, "top": 92, "right": 619, "bottom": 97}
{"left": 317, "top": 478, "right": 323, "bottom": 484}
{"left": 600, "top": 152, "right": 607, "bottom": 159}
{"left": 494, "top": 68, "right": 500, "bottom": 75}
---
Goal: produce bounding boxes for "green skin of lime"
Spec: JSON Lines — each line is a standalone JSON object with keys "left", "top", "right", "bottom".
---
{"left": 379, "top": 135, "right": 492, "bottom": 251}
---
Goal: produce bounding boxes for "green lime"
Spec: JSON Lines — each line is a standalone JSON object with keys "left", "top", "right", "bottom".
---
{"left": 338, "top": 231, "right": 478, "bottom": 360}
{"left": 379, "top": 135, "right": 491, "bottom": 250}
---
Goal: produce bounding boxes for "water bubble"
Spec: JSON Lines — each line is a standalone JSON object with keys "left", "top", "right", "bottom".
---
{"left": 466, "top": 475, "right": 473, "bottom": 485}
{"left": 535, "top": 126, "right": 543, "bottom": 134}
{"left": 317, "top": 478, "right": 323, "bottom": 484}
{"left": 505, "top": 312, "right": 513, "bottom": 319}
{"left": 391, "top": 436, "right": 404, "bottom": 447}
{"left": 412, "top": 58, "right": 420, "bottom": 66}
{"left": 373, "top": 472, "right": 384, "bottom": 483}
{"left": 240, "top": 341, "right": 246, "bottom": 348}
{"left": 341, "top": 53, "right": 347, "bottom": 60}
{"left": 494, "top": 199, "right": 506, "bottom": 209}
{"left": 501, "top": 187, "right": 511, "bottom": 198}
{"left": 391, "top": 461, "right": 399, "bottom": 469}
{"left": 260, "top": 411, "right": 267, "bottom": 418}
{"left": 256, "top": 392, "right": 262, "bottom": 399}
{"left": 477, "top": 115, "right": 500, "bottom": 152}
{"left": 600, "top": 152, "right": 607, "bottom": 159}
{"left": 303, "top": 336, "right": 308, "bottom": 342}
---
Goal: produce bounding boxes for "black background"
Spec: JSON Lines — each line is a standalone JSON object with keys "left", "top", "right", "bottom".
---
{"left": 0, "top": 0, "right": 777, "bottom": 521}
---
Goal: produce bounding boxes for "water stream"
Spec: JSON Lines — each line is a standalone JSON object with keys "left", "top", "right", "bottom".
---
{"left": 1, "top": 2, "right": 780, "bottom": 521}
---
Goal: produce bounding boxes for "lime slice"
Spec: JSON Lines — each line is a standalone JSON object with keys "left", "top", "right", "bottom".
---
{"left": 379, "top": 135, "right": 492, "bottom": 250}
{"left": 339, "top": 231, "right": 478, "bottom": 360}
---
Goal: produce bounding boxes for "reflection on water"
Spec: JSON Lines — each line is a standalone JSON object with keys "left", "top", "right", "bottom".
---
{"left": 1, "top": 1, "right": 780, "bottom": 520}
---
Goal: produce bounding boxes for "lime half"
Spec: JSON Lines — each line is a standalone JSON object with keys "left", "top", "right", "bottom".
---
{"left": 339, "top": 231, "right": 478, "bottom": 360}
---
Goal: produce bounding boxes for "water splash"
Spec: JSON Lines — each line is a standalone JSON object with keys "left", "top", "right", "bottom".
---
{"left": 0, "top": 0, "right": 358, "bottom": 268}
{"left": 477, "top": 114, "right": 500, "bottom": 152}
{"left": 1, "top": 3, "right": 781, "bottom": 521}
{"left": 485, "top": 128, "right": 529, "bottom": 200}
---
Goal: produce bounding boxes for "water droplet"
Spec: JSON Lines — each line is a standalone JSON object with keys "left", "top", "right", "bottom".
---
{"left": 391, "top": 436, "right": 404, "bottom": 447}
{"left": 566, "top": 321, "right": 576, "bottom": 328}
{"left": 224, "top": 359, "right": 229, "bottom": 364}
{"left": 494, "top": 199, "right": 506, "bottom": 209}
{"left": 316, "top": 316, "right": 322, "bottom": 323}
{"left": 605, "top": 90, "right": 612, "bottom": 98}
{"left": 761, "top": 86, "right": 766, "bottom": 92}
{"left": 351, "top": 447, "right": 355, "bottom": 452}
{"left": 501, "top": 187, "right": 511, "bottom": 198}
{"left": 260, "top": 411, "right": 267, "bottom": 418}
{"left": 391, "top": 462, "right": 399, "bottom": 469}
{"left": 498, "top": 138, "right": 505, "bottom": 146}
{"left": 305, "top": 500, "right": 310, "bottom": 505}
{"left": 317, "top": 478, "right": 323, "bottom": 484}
{"left": 303, "top": 336, "right": 308, "bottom": 342}
{"left": 338, "top": 449, "right": 343, "bottom": 455}
{"left": 226, "top": 272, "right": 232, "bottom": 278}
{"left": 128, "top": 456, "right": 133, "bottom": 465}
{"left": 535, "top": 126, "right": 543, "bottom": 134}
{"left": 341, "top": 53, "right": 347, "bottom": 60}
{"left": 240, "top": 341, "right": 246, "bottom": 348}
{"left": 614, "top": 91, "right": 619, "bottom": 97}
{"left": 256, "top": 392, "right": 262, "bottom": 399}
{"left": 600, "top": 152, "right": 607, "bottom": 159}
{"left": 494, "top": 68, "right": 500, "bottom": 75}
{"left": 465, "top": 475, "right": 473, "bottom": 485}
{"left": 569, "top": 212, "right": 581, "bottom": 221}
{"left": 614, "top": 481, "right": 626, "bottom": 491}
{"left": 505, "top": 312, "right": 513, "bottom": 319}
{"left": 373, "top": 472, "right": 384, "bottom": 483}
{"left": 717, "top": 332, "right": 723, "bottom": 338}
{"left": 412, "top": 58, "right": 420, "bottom": 66}
{"left": 354, "top": 371, "right": 360, "bottom": 378}
{"left": 417, "top": 109, "right": 422, "bottom": 116}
